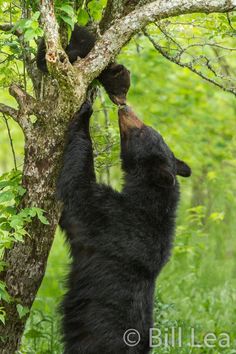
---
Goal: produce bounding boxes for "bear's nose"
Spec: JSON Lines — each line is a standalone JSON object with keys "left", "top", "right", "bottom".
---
{"left": 118, "top": 105, "right": 144, "bottom": 134}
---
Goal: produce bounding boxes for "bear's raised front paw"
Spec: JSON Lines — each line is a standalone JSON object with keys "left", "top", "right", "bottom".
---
{"left": 69, "top": 101, "right": 93, "bottom": 132}
{"left": 78, "top": 100, "right": 93, "bottom": 120}
{"left": 72, "top": 100, "right": 93, "bottom": 124}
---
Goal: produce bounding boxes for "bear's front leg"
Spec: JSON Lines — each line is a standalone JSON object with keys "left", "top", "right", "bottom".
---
{"left": 57, "top": 101, "right": 96, "bottom": 205}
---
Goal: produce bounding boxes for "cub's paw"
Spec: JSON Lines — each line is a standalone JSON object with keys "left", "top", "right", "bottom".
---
{"left": 99, "top": 63, "right": 130, "bottom": 105}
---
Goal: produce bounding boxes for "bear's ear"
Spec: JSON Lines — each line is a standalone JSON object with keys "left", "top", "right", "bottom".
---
{"left": 176, "top": 159, "right": 191, "bottom": 177}
{"left": 155, "top": 166, "right": 176, "bottom": 188}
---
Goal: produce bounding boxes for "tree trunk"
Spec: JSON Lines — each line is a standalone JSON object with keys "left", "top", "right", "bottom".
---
{"left": 0, "top": 89, "right": 75, "bottom": 352}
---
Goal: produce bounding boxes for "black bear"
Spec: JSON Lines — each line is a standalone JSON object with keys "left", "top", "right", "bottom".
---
{"left": 37, "top": 25, "right": 130, "bottom": 104}
{"left": 57, "top": 101, "right": 191, "bottom": 353}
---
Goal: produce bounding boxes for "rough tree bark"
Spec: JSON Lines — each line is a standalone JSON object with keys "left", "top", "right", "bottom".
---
{"left": 0, "top": 0, "right": 235, "bottom": 352}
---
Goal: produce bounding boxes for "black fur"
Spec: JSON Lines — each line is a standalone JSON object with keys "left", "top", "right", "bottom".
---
{"left": 37, "top": 25, "right": 130, "bottom": 104}
{"left": 57, "top": 102, "right": 191, "bottom": 353}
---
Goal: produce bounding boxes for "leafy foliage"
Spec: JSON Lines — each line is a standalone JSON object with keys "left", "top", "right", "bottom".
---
{"left": 0, "top": 170, "right": 48, "bottom": 324}
{"left": 14, "top": 11, "right": 43, "bottom": 41}
{"left": 55, "top": 1, "right": 76, "bottom": 29}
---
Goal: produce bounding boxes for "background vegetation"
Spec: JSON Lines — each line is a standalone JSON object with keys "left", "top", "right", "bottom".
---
{"left": 0, "top": 3, "right": 236, "bottom": 353}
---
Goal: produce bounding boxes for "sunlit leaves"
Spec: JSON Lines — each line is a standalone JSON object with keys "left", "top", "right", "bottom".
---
{"left": 87, "top": 0, "right": 107, "bottom": 22}
{"left": 209, "top": 211, "right": 224, "bottom": 223}
{"left": 77, "top": 8, "right": 89, "bottom": 26}
{"left": 13, "top": 11, "right": 43, "bottom": 41}
{"left": 77, "top": 0, "right": 108, "bottom": 25}
{"left": 0, "top": 170, "right": 49, "bottom": 251}
{"left": 55, "top": 2, "right": 76, "bottom": 29}
{"left": 16, "top": 304, "right": 30, "bottom": 320}
{"left": 0, "top": 170, "right": 49, "bottom": 323}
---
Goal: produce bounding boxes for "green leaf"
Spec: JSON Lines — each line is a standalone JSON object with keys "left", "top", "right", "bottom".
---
{"left": 10, "top": 216, "right": 23, "bottom": 229}
{"left": 209, "top": 212, "right": 224, "bottom": 222}
{"left": 77, "top": 9, "right": 89, "bottom": 26}
{"left": 31, "top": 21, "right": 39, "bottom": 30}
{"left": 16, "top": 304, "right": 30, "bottom": 319}
{"left": 24, "top": 28, "right": 37, "bottom": 41}
{"left": 59, "top": 4, "right": 74, "bottom": 17}
{"left": 13, "top": 19, "right": 27, "bottom": 31}
{"left": 35, "top": 28, "right": 44, "bottom": 37}
{"left": 87, "top": 0, "right": 103, "bottom": 21}
{"left": 0, "top": 314, "right": 5, "bottom": 325}
{"left": 13, "top": 233, "right": 24, "bottom": 242}
{"left": 16, "top": 186, "right": 26, "bottom": 196}
{"left": 0, "top": 307, "right": 6, "bottom": 325}
{"left": 25, "top": 328, "right": 44, "bottom": 339}
{"left": 0, "top": 191, "right": 15, "bottom": 203}
{"left": 31, "top": 11, "right": 40, "bottom": 21}
{"left": 36, "top": 210, "right": 49, "bottom": 225}
{"left": 0, "top": 281, "right": 11, "bottom": 302}
{"left": 0, "top": 181, "right": 9, "bottom": 189}
{"left": 58, "top": 14, "right": 75, "bottom": 29}
{"left": 27, "top": 208, "right": 37, "bottom": 217}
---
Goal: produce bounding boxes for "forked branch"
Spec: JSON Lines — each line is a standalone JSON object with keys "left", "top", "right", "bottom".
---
{"left": 77, "top": 0, "right": 236, "bottom": 83}
{"left": 0, "top": 84, "right": 44, "bottom": 134}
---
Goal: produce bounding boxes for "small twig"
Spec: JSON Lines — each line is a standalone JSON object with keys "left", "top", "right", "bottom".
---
{"left": 226, "top": 13, "right": 235, "bottom": 31}
{"left": 155, "top": 22, "right": 182, "bottom": 50}
{"left": 212, "top": 47, "right": 231, "bottom": 76}
{"left": 98, "top": 89, "right": 111, "bottom": 185}
{"left": 1, "top": 114, "right": 17, "bottom": 170}
{"left": 176, "top": 42, "right": 236, "bottom": 61}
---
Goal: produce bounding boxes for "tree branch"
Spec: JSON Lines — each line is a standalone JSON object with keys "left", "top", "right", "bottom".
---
{"left": 0, "top": 84, "right": 46, "bottom": 133}
{"left": 40, "top": 0, "right": 60, "bottom": 52}
{"left": 100, "top": 0, "right": 151, "bottom": 31}
{"left": 77, "top": 0, "right": 236, "bottom": 82}
{"left": 39, "top": 1, "right": 86, "bottom": 103}
{"left": 0, "top": 99, "right": 32, "bottom": 134}
{"left": 39, "top": 0, "right": 71, "bottom": 74}
{"left": 9, "top": 84, "right": 38, "bottom": 115}
{"left": 143, "top": 29, "right": 236, "bottom": 96}
{"left": 0, "top": 24, "right": 22, "bottom": 37}
{"left": 0, "top": 103, "right": 18, "bottom": 120}
{"left": 11, "top": 84, "right": 49, "bottom": 119}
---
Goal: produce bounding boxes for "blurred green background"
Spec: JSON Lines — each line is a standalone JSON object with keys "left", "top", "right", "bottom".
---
{"left": 1, "top": 24, "right": 236, "bottom": 354}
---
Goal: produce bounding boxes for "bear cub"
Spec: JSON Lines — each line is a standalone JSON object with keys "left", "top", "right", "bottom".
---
{"left": 57, "top": 101, "right": 191, "bottom": 353}
{"left": 37, "top": 25, "right": 130, "bottom": 104}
